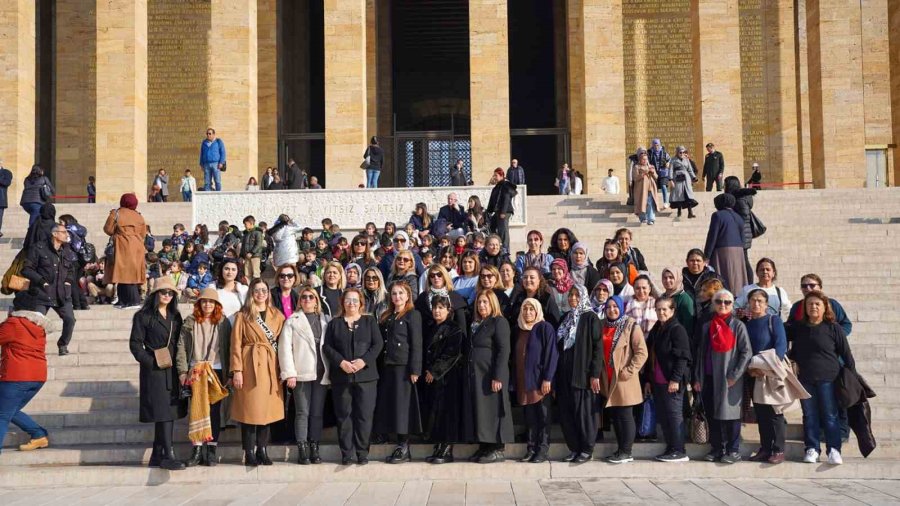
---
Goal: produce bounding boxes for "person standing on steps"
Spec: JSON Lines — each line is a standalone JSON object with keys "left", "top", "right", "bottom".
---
{"left": 602, "top": 169, "right": 620, "bottom": 195}
{"left": 104, "top": 193, "right": 148, "bottom": 310}
{"left": 631, "top": 151, "right": 659, "bottom": 225}
{"left": 363, "top": 137, "right": 384, "bottom": 188}
{"left": 703, "top": 142, "right": 725, "bottom": 192}
{"left": 20, "top": 165, "right": 54, "bottom": 228}
{"left": 486, "top": 168, "right": 517, "bottom": 252}
{"left": 0, "top": 162, "right": 12, "bottom": 238}
{"left": 669, "top": 146, "right": 698, "bottom": 218}
{"left": 449, "top": 158, "right": 467, "bottom": 187}
{"left": 199, "top": 128, "right": 226, "bottom": 192}
{"left": 153, "top": 169, "right": 170, "bottom": 202}
{"left": 180, "top": 170, "right": 197, "bottom": 202}
{"left": 507, "top": 159, "right": 526, "bottom": 187}
{"left": 129, "top": 277, "right": 187, "bottom": 471}
{"left": 647, "top": 139, "right": 671, "bottom": 209}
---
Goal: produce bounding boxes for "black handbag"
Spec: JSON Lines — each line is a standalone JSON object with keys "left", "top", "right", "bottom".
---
{"left": 39, "top": 182, "right": 53, "bottom": 202}
{"left": 749, "top": 211, "right": 766, "bottom": 238}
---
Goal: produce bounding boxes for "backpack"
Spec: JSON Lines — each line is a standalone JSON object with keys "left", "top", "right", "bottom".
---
{"left": 80, "top": 242, "right": 97, "bottom": 264}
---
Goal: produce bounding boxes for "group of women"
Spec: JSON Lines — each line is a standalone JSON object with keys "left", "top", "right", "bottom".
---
{"left": 128, "top": 220, "right": 857, "bottom": 468}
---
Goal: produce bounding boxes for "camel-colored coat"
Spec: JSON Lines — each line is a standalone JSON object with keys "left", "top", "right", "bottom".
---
{"left": 229, "top": 307, "right": 286, "bottom": 425}
{"left": 631, "top": 164, "right": 660, "bottom": 216}
{"left": 599, "top": 318, "right": 648, "bottom": 408}
{"left": 103, "top": 208, "right": 147, "bottom": 284}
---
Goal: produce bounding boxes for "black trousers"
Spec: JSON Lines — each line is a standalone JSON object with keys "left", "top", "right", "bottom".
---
{"left": 653, "top": 383, "right": 686, "bottom": 453}
{"left": 607, "top": 405, "right": 636, "bottom": 454}
{"left": 206, "top": 369, "right": 225, "bottom": 443}
{"left": 705, "top": 174, "right": 722, "bottom": 191}
{"left": 702, "top": 378, "right": 741, "bottom": 453}
{"left": 73, "top": 265, "right": 89, "bottom": 309}
{"left": 333, "top": 381, "right": 378, "bottom": 459}
{"left": 523, "top": 396, "right": 551, "bottom": 454}
{"left": 117, "top": 283, "right": 141, "bottom": 306}
{"left": 153, "top": 420, "right": 174, "bottom": 449}
{"left": 557, "top": 382, "right": 596, "bottom": 454}
{"left": 0, "top": 207, "right": 5, "bottom": 233}
{"left": 240, "top": 423, "right": 271, "bottom": 451}
{"left": 489, "top": 213, "right": 510, "bottom": 251}
{"left": 754, "top": 403, "right": 785, "bottom": 453}
{"left": 36, "top": 301, "right": 76, "bottom": 348}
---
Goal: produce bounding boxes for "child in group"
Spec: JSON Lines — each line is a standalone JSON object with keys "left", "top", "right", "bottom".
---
{"left": 158, "top": 239, "right": 178, "bottom": 273}
{"left": 170, "top": 223, "right": 190, "bottom": 257}
{"left": 454, "top": 235, "right": 467, "bottom": 257}
{"left": 315, "top": 238, "right": 333, "bottom": 261}
{"left": 299, "top": 249, "right": 320, "bottom": 277}
{"left": 84, "top": 258, "right": 114, "bottom": 304}
{"left": 471, "top": 232, "right": 486, "bottom": 254}
{"left": 327, "top": 224, "right": 343, "bottom": 248}
{"left": 298, "top": 227, "right": 316, "bottom": 252}
{"left": 87, "top": 176, "right": 96, "bottom": 203}
{"left": 333, "top": 236, "right": 351, "bottom": 264}
{"left": 168, "top": 260, "right": 189, "bottom": 293}
{"left": 185, "top": 262, "right": 214, "bottom": 301}
{"left": 319, "top": 218, "right": 334, "bottom": 243}
{"left": 258, "top": 221, "right": 273, "bottom": 272}
{"left": 187, "top": 244, "right": 210, "bottom": 274}
{"left": 404, "top": 223, "right": 421, "bottom": 249}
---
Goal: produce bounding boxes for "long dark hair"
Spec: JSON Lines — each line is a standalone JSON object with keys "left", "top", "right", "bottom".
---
{"left": 26, "top": 165, "right": 43, "bottom": 181}
{"left": 548, "top": 228, "right": 579, "bottom": 256}
{"left": 137, "top": 290, "right": 179, "bottom": 320}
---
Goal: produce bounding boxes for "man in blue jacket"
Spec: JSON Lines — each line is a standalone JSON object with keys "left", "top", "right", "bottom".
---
{"left": 199, "top": 128, "right": 226, "bottom": 191}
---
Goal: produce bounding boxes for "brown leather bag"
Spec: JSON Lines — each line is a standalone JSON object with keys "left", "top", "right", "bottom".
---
{"left": 153, "top": 322, "right": 175, "bottom": 369}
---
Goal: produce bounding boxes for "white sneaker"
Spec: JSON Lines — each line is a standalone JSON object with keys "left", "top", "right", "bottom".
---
{"left": 827, "top": 448, "right": 842, "bottom": 465}
{"left": 803, "top": 448, "right": 819, "bottom": 463}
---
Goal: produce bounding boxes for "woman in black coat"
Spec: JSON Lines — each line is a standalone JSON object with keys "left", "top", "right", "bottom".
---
{"left": 724, "top": 176, "right": 757, "bottom": 280}
{"left": 465, "top": 289, "right": 514, "bottom": 463}
{"left": 322, "top": 287, "right": 384, "bottom": 465}
{"left": 645, "top": 296, "right": 692, "bottom": 462}
{"left": 374, "top": 281, "right": 423, "bottom": 463}
{"left": 415, "top": 264, "right": 468, "bottom": 331}
{"left": 128, "top": 278, "right": 187, "bottom": 471}
{"left": 423, "top": 295, "right": 466, "bottom": 464}
{"left": 506, "top": 267, "right": 562, "bottom": 329}
{"left": 271, "top": 264, "right": 300, "bottom": 318}
{"left": 547, "top": 228, "right": 579, "bottom": 264}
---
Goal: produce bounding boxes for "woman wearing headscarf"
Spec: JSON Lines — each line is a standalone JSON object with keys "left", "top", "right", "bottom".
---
{"left": 549, "top": 259, "right": 575, "bottom": 314}
{"left": 606, "top": 263, "right": 634, "bottom": 306}
{"left": 704, "top": 193, "right": 749, "bottom": 293}
{"left": 692, "top": 289, "right": 752, "bottom": 464}
{"left": 569, "top": 242, "right": 601, "bottom": 292}
{"left": 660, "top": 267, "right": 695, "bottom": 335}
{"left": 624, "top": 275, "right": 658, "bottom": 442}
{"left": 590, "top": 279, "right": 614, "bottom": 314}
{"left": 669, "top": 146, "right": 699, "bottom": 218}
{"left": 104, "top": 193, "right": 148, "bottom": 308}
{"left": 598, "top": 295, "right": 647, "bottom": 464}
{"left": 344, "top": 263, "right": 363, "bottom": 289}
{"left": 555, "top": 285, "right": 602, "bottom": 463}
{"left": 514, "top": 298, "right": 558, "bottom": 464}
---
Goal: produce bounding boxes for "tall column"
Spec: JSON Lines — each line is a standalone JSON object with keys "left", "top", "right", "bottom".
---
{"left": 209, "top": 0, "right": 258, "bottom": 191}
{"left": 806, "top": 0, "right": 866, "bottom": 188}
{"left": 890, "top": 0, "right": 900, "bottom": 185}
{"left": 324, "top": 0, "right": 367, "bottom": 188}
{"left": 764, "top": 0, "right": 800, "bottom": 184}
{"left": 258, "top": 0, "right": 278, "bottom": 175}
{"left": 861, "top": 0, "right": 893, "bottom": 146}
{"left": 0, "top": 0, "right": 36, "bottom": 198}
{"left": 95, "top": 0, "right": 147, "bottom": 202}
{"left": 568, "top": 0, "right": 626, "bottom": 194}
{"left": 469, "top": 0, "right": 510, "bottom": 184}
{"left": 692, "top": 0, "right": 745, "bottom": 183}
{"left": 795, "top": 0, "right": 814, "bottom": 186}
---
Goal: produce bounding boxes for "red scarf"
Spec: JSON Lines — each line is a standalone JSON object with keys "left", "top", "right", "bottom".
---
{"left": 710, "top": 313, "right": 736, "bottom": 353}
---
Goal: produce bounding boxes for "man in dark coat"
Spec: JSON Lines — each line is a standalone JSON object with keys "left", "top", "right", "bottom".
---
{"left": 18, "top": 223, "right": 78, "bottom": 356}
{"left": 285, "top": 159, "right": 307, "bottom": 190}
{"left": 449, "top": 159, "right": 467, "bottom": 187}
{"left": 0, "top": 163, "right": 11, "bottom": 238}
{"left": 506, "top": 159, "right": 526, "bottom": 186}
{"left": 703, "top": 142, "right": 725, "bottom": 191}
{"left": 486, "top": 168, "right": 517, "bottom": 251}
{"left": 437, "top": 192, "right": 467, "bottom": 237}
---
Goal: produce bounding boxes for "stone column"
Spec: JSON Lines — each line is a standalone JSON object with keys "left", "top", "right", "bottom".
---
{"left": 861, "top": 0, "right": 893, "bottom": 146}
{"left": 795, "top": 0, "right": 814, "bottom": 187}
{"left": 324, "top": 0, "right": 367, "bottom": 188}
{"left": 95, "top": 0, "right": 147, "bottom": 203}
{"left": 469, "top": 0, "right": 510, "bottom": 185}
{"left": 0, "top": 0, "right": 36, "bottom": 198}
{"left": 890, "top": 0, "right": 900, "bottom": 185}
{"left": 568, "top": 0, "right": 626, "bottom": 194}
{"left": 208, "top": 0, "right": 258, "bottom": 191}
{"left": 806, "top": 0, "right": 866, "bottom": 188}
{"left": 258, "top": 0, "right": 278, "bottom": 175}
{"left": 764, "top": 0, "right": 800, "bottom": 185}
{"left": 692, "top": 0, "right": 745, "bottom": 183}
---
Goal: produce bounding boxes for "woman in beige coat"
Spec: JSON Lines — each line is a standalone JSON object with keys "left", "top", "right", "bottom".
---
{"left": 103, "top": 193, "right": 147, "bottom": 308}
{"left": 598, "top": 295, "right": 647, "bottom": 464}
{"left": 631, "top": 152, "right": 660, "bottom": 225}
{"left": 230, "top": 278, "right": 286, "bottom": 467}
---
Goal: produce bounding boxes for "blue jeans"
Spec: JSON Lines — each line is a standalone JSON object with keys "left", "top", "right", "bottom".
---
{"left": 202, "top": 162, "right": 222, "bottom": 191}
{"left": 659, "top": 183, "right": 669, "bottom": 205}
{"left": 182, "top": 190, "right": 192, "bottom": 202}
{"left": 22, "top": 202, "right": 43, "bottom": 227}
{"left": 801, "top": 380, "right": 841, "bottom": 453}
{"left": 0, "top": 381, "right": 47, "bottom": 454}
{"left": 640, "top": 193, "right": 657, "bottom": 223}
{"left": 558, "top": 180, "right": 569, "bottom": 195}
{"left": 366, "top": 169, "right": 381, "bottom": 188}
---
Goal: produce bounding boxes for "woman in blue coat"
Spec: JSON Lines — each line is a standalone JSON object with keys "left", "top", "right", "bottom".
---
{"left": 704, "top": 193, "right": 749, "bottom": 293}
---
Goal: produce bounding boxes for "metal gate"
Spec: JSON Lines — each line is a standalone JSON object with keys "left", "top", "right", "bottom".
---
{"left": 393, "top": 131, "right": 471, "bottom": 187}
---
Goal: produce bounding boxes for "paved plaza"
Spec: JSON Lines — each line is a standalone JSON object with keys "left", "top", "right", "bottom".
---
{"left": 3, "top": 478, "right": 900, "bottom": 505}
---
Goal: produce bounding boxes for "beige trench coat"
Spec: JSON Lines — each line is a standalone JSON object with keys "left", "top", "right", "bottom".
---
{"left": 600, "top": 318, "right": 648, "bottom": 408}
{"left": 229, "top": 307, "right": 286, "bottom": 425}
{"left": 103, "top": 208, "right": 147, "bottom": 284}
{"left": 631, "top": 164, "right": 660, "bottom": 216}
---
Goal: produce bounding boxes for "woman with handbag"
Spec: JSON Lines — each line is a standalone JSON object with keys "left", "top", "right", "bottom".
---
{"left": 598, "top": 295, "right": 647, "bottom": 464}
{"left": 104, "top": 193, "right": 147, "bottom": 309}
{"left": 19, "top": 165, "right": 54, "bottom": 227}
{"left": 363, "top": 136, "right": 384, "bottom": 188}
{"left": 230, "top": 278, "right": 286, "bottom": 467}
{"left": 128, "top": 277, "right": 186, "bottom": 471}
{"left": 669, "top": 146, "right": 698, "bottom": 218}
{"left": 692, "top": 289, "right": 752, "bottom": 464}
{"left": 175, "top": 288, "right": 232, "bottom": 467}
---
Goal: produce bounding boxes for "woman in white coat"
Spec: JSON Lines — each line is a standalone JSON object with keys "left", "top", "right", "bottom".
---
{"left": 270, "top": 214, "right": 304, "bottom": 268}
{"left": 278, "top": 285, "right": 331, "bottom": 464}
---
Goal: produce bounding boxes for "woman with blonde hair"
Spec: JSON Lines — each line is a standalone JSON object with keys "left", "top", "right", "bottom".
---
{"left": 362, "top": 266, "right": 388, "bottom": 318}
{"left": 230, "top": 278, "right": 286, "bottom": 467}
{"left": 415, "top": 264, "right": 467, "bottom": 331}
{"left": 388, "top": 250, "right": 419, "bottom": 297}
{"left": 279, "top": 285, "right": 331, "bottom": 465}
{"left": 316, "top": 261, "right": 346, "bottom": 317}
{"left": 475, "top": 264, "right": 510, "bottom": 312}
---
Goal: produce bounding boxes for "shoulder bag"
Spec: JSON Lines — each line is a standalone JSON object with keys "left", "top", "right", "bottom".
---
{"left": 154, "top": 320, "right": 175, "bottom": 369}
{"left": 39, "top": 178, "right": 54, "bottom": 202}
{"left": 749, "top": 210, "right": 766, "bottom": 238}
{"left": 104, "top": 210, "right": 118, "bottom": 262}
{"left": 689, "top": 395, "right": 709, "bottom": 444}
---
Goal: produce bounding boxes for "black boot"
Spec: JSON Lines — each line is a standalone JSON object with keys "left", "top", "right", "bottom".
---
{"left": 688, "top": 208, "right": 696, "bottom": 219}
{"left": 432, "top": 444, "right": 454, "bottom": 464}
{"left": 297, "top": 441, "right": 311, "bottom": 465}
{"left": 386, "top": 444, "right": 411, "bottom": 464}
{"left": 426, "top": 444, "right": 441, "bottom": 463}
{"left": 308, "top": 441, "right": 322, "bottom": 464}
{"left": 518, "top": 446, "right": 536, "bottom": 463}
{"left": 256, "top": 446, "right": 273, "bottom": 466}
{"left": 677, "top": 209, "right": 682, "bottom": 218}
{"left": 160, "top": 446, "right": 186, "bottom": 471}
{"left": 148, "top": 444, "right": 162, "bottom": 468}
{"left": 204, "top": 445, "right": 217, "bottom": 467}
{"left": 184, "top": 445, "right": 203, "bottom": 467}
{"left": 244, "top": 448, "right": 258, "bottom": 467}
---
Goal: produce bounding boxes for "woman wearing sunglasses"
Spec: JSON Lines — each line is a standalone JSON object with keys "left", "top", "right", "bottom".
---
{"left": 692, "top": 289, "right": 751, "bottom": 464}
{"left": 279, "top": 286, "right": 331, "bottom": 465}
{"left": 388, "top": 250, "right": 419, "bottom": 298}
{"left": 362, "top": 267, "right": 388, "bottom": 318}
{"left": 415, "top": 264, "right": 468, "bottom": 331}
{"left": 271, "top": 264, "right": 300, "bottom": 319}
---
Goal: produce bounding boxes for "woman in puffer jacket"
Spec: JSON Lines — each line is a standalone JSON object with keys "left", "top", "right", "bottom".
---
{"left": 269, "top": 214, "right": 304, "bottom": 268}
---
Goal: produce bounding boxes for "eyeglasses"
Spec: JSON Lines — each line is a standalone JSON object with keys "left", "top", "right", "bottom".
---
{"left": 278, "top": 273, "right": 296, "bottom": 279}
{"left": 714, "top": 299, "right": 733, "bottom": 306}
{"left": 364, "top": 275, "right": 379, "bottom": 281}
{"left": 481, "top": 273, "right": 496, "bottom": 278}
{"left": 396, "top": 258, "right": 411, "bottom": 263}
{"left": 252, "top": 288, "right": 270, "bottom": 294}
{"left": 159, "top": 290, "right": 176, "bottom": 298}
{"left": 429, "top": 273, "right": 443, "bottom": 279}
{"left": 801, "top": 283, "right": 819, "bottom": 289}
{"left": 299, "top": 294, "right": 316, "bottom": 300}
{"left": 344, "top": 299, "right": 361, "bottom": 305}
{"left": 394, "top": 238, "right": 407, "bottom": 243}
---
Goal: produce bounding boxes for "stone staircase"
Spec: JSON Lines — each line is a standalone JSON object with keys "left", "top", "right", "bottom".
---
{"left": 1, "top": 189, "right": 899, "bottom": 486}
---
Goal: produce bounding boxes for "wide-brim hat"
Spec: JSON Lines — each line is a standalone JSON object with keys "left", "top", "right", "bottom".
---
{"left": 150, "top": 277, "right": 180, "bottom": 296}
{"left": 198, "top": 287, "right": 220, "bottom": 304}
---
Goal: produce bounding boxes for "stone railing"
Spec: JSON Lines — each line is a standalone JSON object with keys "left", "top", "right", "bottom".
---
{"left": 193, "top": 186, "right": 528, "bottom": 230}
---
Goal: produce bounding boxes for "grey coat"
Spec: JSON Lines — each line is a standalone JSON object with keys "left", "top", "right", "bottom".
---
{"left": 693, "top": 315, "right": 752, "bottom": 420}
{"left": 155, "top": 174, "right": 170, "bottom": 196}
{"left": 669, "top": 157, "right": 696, "bottom": 203}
